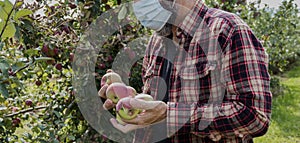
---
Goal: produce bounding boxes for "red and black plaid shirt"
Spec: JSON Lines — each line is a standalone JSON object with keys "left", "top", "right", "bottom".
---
{"left": 135, "top": 0, "right": 272, "bottom": 142}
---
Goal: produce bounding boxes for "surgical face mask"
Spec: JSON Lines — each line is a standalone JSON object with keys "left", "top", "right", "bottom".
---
{"left": 133, "top": 0, "right": 176, "bottom": 31}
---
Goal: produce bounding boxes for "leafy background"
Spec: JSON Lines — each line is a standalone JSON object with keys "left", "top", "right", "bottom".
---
{"left": 0, "top": 0, "right": 299, "bottom": 142}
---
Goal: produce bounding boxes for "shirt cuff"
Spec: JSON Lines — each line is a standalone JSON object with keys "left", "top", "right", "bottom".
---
{"left": 166, "top": 102, "right": 195, "bottom": 137}
{"left": 167, "top": 102, "right": 212, "bottom": 138}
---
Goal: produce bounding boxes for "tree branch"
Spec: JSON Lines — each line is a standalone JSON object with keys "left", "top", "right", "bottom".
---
{"left": 4, "top": 105, "right": 48, "bottom": 117}
{"left": 11, "top": 62, "right": 31, "bottom": 76}
{"left": 0, "top": 1, "right": 17, "bottom": 39}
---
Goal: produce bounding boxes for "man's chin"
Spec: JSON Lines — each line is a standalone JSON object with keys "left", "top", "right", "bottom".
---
{"left": 156, "top": 23, "right": 173, "bottom": 37}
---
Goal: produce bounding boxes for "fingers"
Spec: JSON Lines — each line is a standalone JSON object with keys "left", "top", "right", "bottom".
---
{"left": 103, "top": 99, "right": 115, "bottom": 110}
{"left": 122, "top": 112, "right": 157, "bottom": 125}
{"left": 209, "top": 130, "right": 222, "bottom": 142}
{"left": 129, "top": 98, "right": 162, "bottom": 110}
{"left": 110, "top": 118, "right": 146, "bottom": 133}
{"left": 122, "top": 102, "right": 167, "bottom": 125}
{"left": 98, "top": 84, "right": 109, "bottom": 98}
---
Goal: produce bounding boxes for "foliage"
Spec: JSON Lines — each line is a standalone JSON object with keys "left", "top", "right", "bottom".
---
{"left": 205, "top": 0, "right": 300, "bottom": 95}
{"left": 0, "top": 0, "right": 146, "bottom": 142}
{"left": 0, "top": 0, "right": 299, "bottom": 142}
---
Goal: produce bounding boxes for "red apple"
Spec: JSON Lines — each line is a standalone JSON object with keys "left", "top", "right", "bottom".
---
{"left": 98, "top": 63, "right": 106, "bottom": 70}
{"left": 107, "top": 55, "right": 113, "bottom": 62}
{"left": 100, "top": 72, "right": 122, "bottom": 87}
{"left": 106, "top": 83, "right": 130, "bottom": 104}
{"left": 55, "top": 63, "right": 63, "bottom": 71}
{"left": 62, "top": 25, "right": 70, "bottom": 34}
{"left": 134, "top": 94, "right": 154, "bottom": 101}
{"left": 35, "top": 80, "right": 42, "bottom": 86}
{"left": 106, "top": 69, "right": 113, "bottom": 73}
{"left": 11, "top": 107, "right": 19, "bottom": 112}
{"left": 25, "top": 99, "right": 33, "bottom": 106}
{"left": 42, "top": 44, "right": 49, "bottom": 54}
{"left": 69, "top": 53, "right": 74, "bottom": 62}
{"left": 127, "top": 86, "right": 137, "bottom": 97}
{"left": 116, "top": 97, "right": 140, "bottom": 121}
{"left": 12, "top": 118, "right": 21, "bottom": 125}
{"left": 53, "top": 48, "right": 59, "bottom": 55}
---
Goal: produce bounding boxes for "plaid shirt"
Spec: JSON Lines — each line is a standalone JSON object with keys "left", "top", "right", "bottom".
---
{"left": 135, "top": 0, "right": 272, "bottom": 142}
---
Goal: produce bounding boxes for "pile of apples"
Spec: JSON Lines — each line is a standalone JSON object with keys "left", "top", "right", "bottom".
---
{"left": 98, "top": 70, "right": 153, "bottom": 125}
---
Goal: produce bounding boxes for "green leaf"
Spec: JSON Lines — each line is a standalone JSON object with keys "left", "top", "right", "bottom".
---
{"left": 35, "top": 57, "right": 54, "bottom": 62}
{"left": 0, "top": 7, "right": 8, "bottom": 20}
{"left": 24, "top": 49, "right": 39, "bottom": 56}
{"left": 14, "top": 9, "right": 33, "bottom": 21}
{"left": 0, "top": 42, "right": 3, "bottom": 50}
{"left": 53, "top": 110, "right": 61, "bottom": 118}
{"left": 0, "top": 84, "right": 9, "bottom": 98}
{"left": 1, "top": 22, "right": 16, "bottom": 39}
{"left": 3, "top": 0, "right": 13, "bottom": 14}
{"left": 118, "top": 4, "right": 127, "bottom": 20}
{"left": 0, "top": 20, "right": 5, "bottom": 34}
{"left": 15, "top": 1, "right": 23, "bottom": 8}
{"left": 0, "top": 106, "right": 7, "bottom": 111}
{"left": 68, "top": 135, "right": 75, "bottom": 140}
{"left": 0, "top": 58, "right": 9, "bottom": 76}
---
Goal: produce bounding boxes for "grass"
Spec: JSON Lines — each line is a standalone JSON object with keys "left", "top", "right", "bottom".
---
{"left": 254, "top": 65, "right": 300, "bottom": 143}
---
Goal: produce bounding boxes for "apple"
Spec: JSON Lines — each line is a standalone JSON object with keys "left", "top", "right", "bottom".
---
{"left": 133, "top": 94, "right": 154, "bottom": 115}
{"left": 53, "top": 48, "right": 59, "bottom": 55}
{"left": 25, "top": 99, "right": 33, "bottom": 106}
{"left": 55, "top": 63, "right": 63, "bottom": 71}
{"left": 127, "top": 86, "right": 137, "bottom": 97}
{"left": 100, "top": 72, "right": 123, "bottom": 87}
{"left": 61, "top": 25, "right": 70, "bottom": 34}
{"left": 11, "top": 107, "right": 19, "bottom": 112}
{"left": 12, "top": 118, "right": 21, "bottom": 125}
{"left": 116, "top": 97, "right": 139, "bottom": 121}
{"left": 106, "top": 83, "right": 130, "bottom": 104}
{"left": 134, "top": 94, "right": 154, "bottom": 101}
{"left": 69, "top": 53, "right": 74, "bottom": 62}
{"left": 106, "top": 69, "right": 113, "bottom": 73}
{"left": 107, "top": 55, "right": 113, "bottom": 62}
{"left": 35, "top": 80, "right": 42, "bottom": 86}
{"left": 116, "top": 114, "right": 127, "bottom": 125}
{"left": 42, "top": 44, "right": 49, "bottom": 54}
{"left": 98, "top": 63, "right": 106, "bottom": 70}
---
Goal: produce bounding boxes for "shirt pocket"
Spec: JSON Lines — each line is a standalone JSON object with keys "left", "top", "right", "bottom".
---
{"left": 178, "top": 62, "right": 216, "bottom": 103}
{"left": 179, "top": 61, "right": 217, "bottom": 80}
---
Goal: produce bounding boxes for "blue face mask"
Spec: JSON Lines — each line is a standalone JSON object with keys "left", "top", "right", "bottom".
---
{"left": 133, "top": 0, "right": 175, "bottom": 31}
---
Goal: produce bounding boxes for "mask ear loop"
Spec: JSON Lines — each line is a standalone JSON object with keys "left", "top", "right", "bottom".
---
{"left": 171, "top": 0, "right": 176, "bottom": 8}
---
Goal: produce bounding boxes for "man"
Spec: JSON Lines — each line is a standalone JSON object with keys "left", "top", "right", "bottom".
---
{"left": 99, "top": 0, "right": 272, "bottom": 142}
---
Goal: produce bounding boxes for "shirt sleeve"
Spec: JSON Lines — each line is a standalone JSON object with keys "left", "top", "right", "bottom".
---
{"left": 167, "top": 25, "right": 272, "bottom": 139}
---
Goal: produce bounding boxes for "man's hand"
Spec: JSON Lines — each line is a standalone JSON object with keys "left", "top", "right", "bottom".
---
{"left": 98, "top": 69, "right": 120, "bottom": 110}
{"left": 98, "top": 84, "right": 116, "bottom": 110}
{"left": 110, "top": 98, "right": 167, "bottom": 133}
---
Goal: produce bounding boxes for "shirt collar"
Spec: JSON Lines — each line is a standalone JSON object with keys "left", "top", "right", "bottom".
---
{"left": 177, "top": 0, "right": 208, "bottom": 37}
